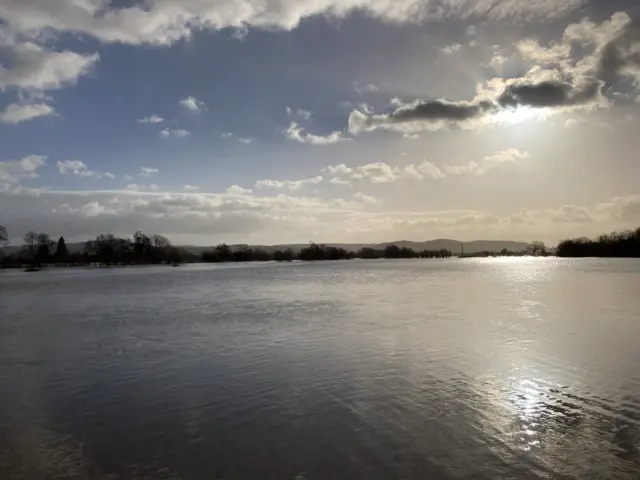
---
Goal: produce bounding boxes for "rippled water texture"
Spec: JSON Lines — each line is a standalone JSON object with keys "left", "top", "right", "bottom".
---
{"left": 2, "top": 258, "right": 640, "bottom": 479}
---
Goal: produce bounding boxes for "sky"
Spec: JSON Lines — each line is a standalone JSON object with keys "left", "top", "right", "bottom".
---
{"left": 1, "top": 0, "right": 640, "bottom": 246}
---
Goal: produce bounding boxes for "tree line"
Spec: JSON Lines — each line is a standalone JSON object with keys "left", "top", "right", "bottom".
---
{"left": 556, "top": 228, "right": 640, "bottom": 258}
{"left": 0, "top": 226, "right": 454, "bottom": 268}
{"left": 0, "top": 228, "right": 197, "bottom": 267}
{"left": 201, "top": 242, "right": 453, "bottom": 263}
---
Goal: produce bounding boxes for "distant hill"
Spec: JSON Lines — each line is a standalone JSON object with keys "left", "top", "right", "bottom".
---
{"left": 1, "top": 239, "right": 532, "bottom": 256}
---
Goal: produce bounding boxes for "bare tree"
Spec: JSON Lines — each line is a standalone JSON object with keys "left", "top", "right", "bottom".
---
{"left": 152, "top": 234, "right": 171, "bottom": 249}
{"left": 23, "top": 231, "right": 38, "bottom": 257}
{"left": 528, "top": 241, "right": 547, "bottom": 256}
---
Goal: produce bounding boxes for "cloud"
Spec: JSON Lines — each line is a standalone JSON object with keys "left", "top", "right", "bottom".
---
{"left": 180, "top": 96, "right": 204, "bottom": 111}
{"left": 255, "top": 176, "right": 323, "bottom": 191}
{"left": 0, "top": 40, "right": 99, "bottom": 91}
{"left": 348, "top": 98, "right": 496, "bottom": 134}
{"left": 329, "top": 177, "right": 353, "bottom": 187}
{"left": 139, "top": 167, "right": 159, "bottom": 177}
{"left": 183, "top": 185, "right": 200, "bottom": 192}
{"left": 489, "top": 54, "right": 510, "bottom": 70}
{"left": 414, "top": 161, "right": 446, "bottom": 180}
{"left": 160, "top": 128, "right": 191, "bottom": 138}
{"left": 0, "top": 103, "right": 55, "bottom": 124}
{"left": 352, "top": 162, "right": 399, "bottom": 184}
{"left": 126, "top": 184, "right": 159, "bottom": 191}
{"left": 551, "top": 205, "right": 595, "bottom": 224}
{"left": 221, "top": 132, "right": 255, "bottom": 144}
{"left": 329, "top": 150, "right": 525, "bottom": 186}
{"left": 56, "top": 160, "right": 115, "bottom": 179}
{"left": 0, "top": 0, "right": 585, "bottom": 52}
{"left": 348, "top": 12, "right": 640, "bottom": 136}
{"left": 286, "top": 107, "right": 312, "bottom": 120}
{"left": 328, "top": 160, "right": 448, "bottom": 184}
{"left": 226, "top": 185, "right": 253, "bottom": 195}
{"left": 285, "top": 122, "right": 349, "bottom": 145}
{"left": 4, "top": 185, "right": 640, "bottom": 246}
{"left": 354, "top": 192, "right": 379, "bottom": 205}
{"left": 444, "top": 161, "right": 480, "bottom": 176}
{"left": 138, "top": 114, "right": 164, "bottom": 124}
{"left": 445, "top": 149, "right": 529, "bottom": 176}
{"left": 440, "top": 43, "right": 463, "bottom": 54}
{"left": 0, "top": 155, "right": 47, "bottom": 187}
{"left": 80, "top": 201, "right": 107, "bottom": 217}
{"left": 482, "top": 148, "right": 529, "bottom": 167}
{"left": 326, "top": 164, "right": 354, "bottom": 176}
{"left": 596, "top": 195, "right": 640, "bottom": 223}
{"left": 353, "top": 82, "right": 379, "bottom": 96}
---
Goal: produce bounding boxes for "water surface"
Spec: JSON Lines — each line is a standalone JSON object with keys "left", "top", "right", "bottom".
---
{"left": 1, "top": 259, "right": 640, "bottom": 479}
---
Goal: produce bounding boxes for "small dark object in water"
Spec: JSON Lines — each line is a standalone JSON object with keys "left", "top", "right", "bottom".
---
{"left": 24, "top": 268, "right": 40, "bottom": 272}
{"left": 172, "top": 264, "right": 181, "bottom": 267}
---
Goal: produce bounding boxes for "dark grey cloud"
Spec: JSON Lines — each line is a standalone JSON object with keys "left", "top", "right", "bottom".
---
{"left": 390, "top": 99, "right": 495, "bottom": 121}
{"left": 498, "top": 79, "right": 602, "bottom": 108}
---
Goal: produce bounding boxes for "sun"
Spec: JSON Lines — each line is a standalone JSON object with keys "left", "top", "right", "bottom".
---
{"left": 493, "top": 106, "right": 542, "bottom": 125}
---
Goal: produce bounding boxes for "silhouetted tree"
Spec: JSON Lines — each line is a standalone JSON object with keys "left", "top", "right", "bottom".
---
{"left": 273, "top": 249, "right": 295, "bottom": 262}
{"left": 298, "top": 242, "right": 325, "bottom": 261}
{"left": 21, "top": 231, "right": 39, "bottom": 263}
{"left": 54, "top": 236, "right": 69, "bottom": 262}
{"left": 215, "top": 243, "right": 233, "bottom": 262}
{"left": 528, "top": 241, "right": 547, "bottom": 256}
{"left": 357, "top": 247, "right": 381, "bottom": 259}
{"left": 557, "top": 228, "right": 640, "bottom": 258}
{"left": 35, "top": 233, "right": 54, "bottom": 263}
{"left": 133, "top": 230, "right": 151, "bottom": 262}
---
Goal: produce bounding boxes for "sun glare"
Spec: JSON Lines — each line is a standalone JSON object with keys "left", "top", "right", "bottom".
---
{"left": 493, "top": 106, "right": 542, "bottom": 125}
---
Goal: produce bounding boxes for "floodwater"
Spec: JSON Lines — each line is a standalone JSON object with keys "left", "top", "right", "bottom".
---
{"left": 1, "top": 258, "right": 640, "bottom": 479}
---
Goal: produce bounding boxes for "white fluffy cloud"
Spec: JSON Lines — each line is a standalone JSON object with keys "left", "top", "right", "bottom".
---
{"left": 329, "top": 177, "right": 353, "bottom": 187}
{"left": 138, "top": 114, "right": 164, "bottom": 124}
{"left": 57, "top": 160, "right": 115, "bottom": 179}
{"left": 0, "top": 40, "right": 98, "bottom": 91}
{"left": 221, "top": 132, "right": 254, "bottom": 144}
{"left": 352, "top": 162, "right": 400, "bottom": 184}
{"left": 326, "top": 164, "right": 354, "bottom": 176}
{"left": 285, "top": 122, "right": 349, "bottom": 145}
{"left": 139, "top": 167, "right": 159, "bottom": 177}
{"left": 445, "top": 149, "right": 529, "bottom": 176}
{"left": 226, "top": 185, "right": 253, "bottom": 195}
{"left": 255, "top": 176, "right": 323, "bottom": 191}
{"left": 160, "top": 128, "right": 191, "bottom": 138}
{"left": 0, "top": 0, "right": 583, "bottom": 49}
{"left": 325, "top": 150, "right": 525, "bottom": 185}
{"left": 0, "top": 155, "right": 47, "bottom": 187}
{"left": 180, "top": 96, "right": 204, "bottom": 111}
{"left": 354, "top": 192, "right": 379, "bottom": 205}
{"left": 0, "top": 102, "right": 55, "bottom": 124}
